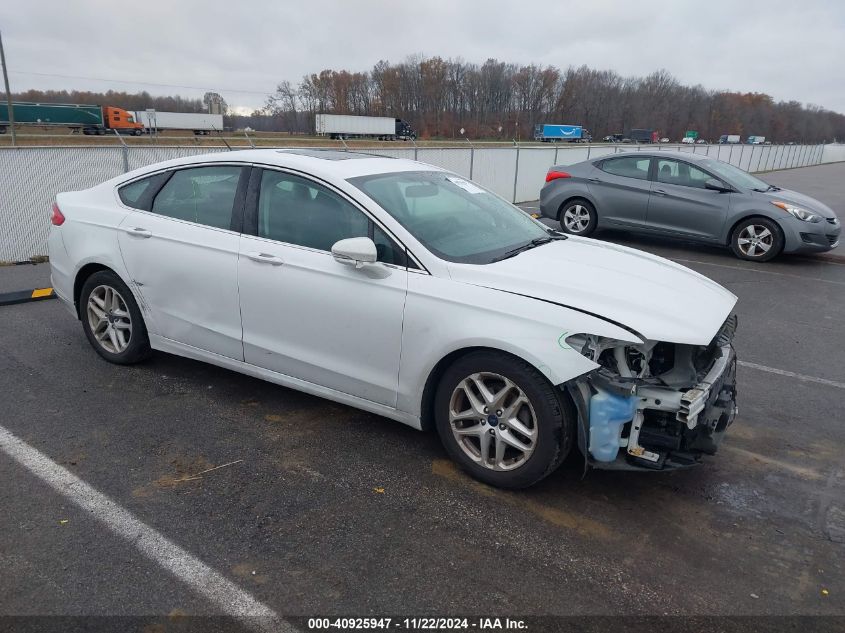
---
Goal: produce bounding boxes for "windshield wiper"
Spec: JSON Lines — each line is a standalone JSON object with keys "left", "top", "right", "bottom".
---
{"left": 492, "top": 235, "right": 565, "bottom": 262}
{"left": 752, "top": 184, "right": 780, "bottom": 192}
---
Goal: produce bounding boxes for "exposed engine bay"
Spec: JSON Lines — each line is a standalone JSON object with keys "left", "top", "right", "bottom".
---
{"left": 565, "top": 314, "right": 738, "bottom": 470}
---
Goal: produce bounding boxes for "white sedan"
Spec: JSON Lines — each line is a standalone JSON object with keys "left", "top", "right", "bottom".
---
{"left": 48, "top": 149, "right": 739, "bottom": 488}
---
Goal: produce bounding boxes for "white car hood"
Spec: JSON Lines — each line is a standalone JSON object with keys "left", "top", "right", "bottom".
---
{"left": 448, "top": 237, "right": 737, "bottom": 346}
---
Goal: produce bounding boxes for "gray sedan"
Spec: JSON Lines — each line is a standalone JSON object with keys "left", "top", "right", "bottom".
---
{"left": 539, "top": 151, "right": 841, "bottom": 261}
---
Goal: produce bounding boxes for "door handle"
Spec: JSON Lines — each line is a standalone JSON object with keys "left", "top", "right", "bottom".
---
{"left": 245, "top": 251, "right": 284, "bottom": 266}
{"left": 653, "top": 189, "right": 667, "bottom": 196}
{"left": 588, "top": 178, "right": 601, "bottom": 183}
{"left": 124, "top": 227, "right": 152, "bottom": 238}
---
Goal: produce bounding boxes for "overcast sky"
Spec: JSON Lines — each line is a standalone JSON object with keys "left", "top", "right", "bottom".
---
{"left": 1, "top": 0, "right": 842, "bottom": 114}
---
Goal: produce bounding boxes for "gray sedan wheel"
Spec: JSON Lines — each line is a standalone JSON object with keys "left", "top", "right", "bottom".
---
{"left": 559, "top": 199, "right": 597, "bottom": 236}
{"left": 730, "top": 217, "right": 783, "bottom": 262}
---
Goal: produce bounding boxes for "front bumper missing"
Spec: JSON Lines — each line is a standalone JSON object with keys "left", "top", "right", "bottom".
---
{"left": 567, "top": 344, "right": 738, "bottom": 471}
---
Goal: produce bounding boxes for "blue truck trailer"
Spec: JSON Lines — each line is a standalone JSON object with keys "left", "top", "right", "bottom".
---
{"left": 533, "top": 123, "right": 588, "bottom": 142}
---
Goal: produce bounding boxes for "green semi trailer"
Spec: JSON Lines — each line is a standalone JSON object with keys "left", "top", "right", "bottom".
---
{"left": 0, "top": 102, "right": 144, "bottom": 135}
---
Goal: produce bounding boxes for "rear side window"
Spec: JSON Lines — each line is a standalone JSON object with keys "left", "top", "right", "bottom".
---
{"left": 599, "top": 156, "right": 651, "bottom": 180}
{"left": 118, "top": 172, "right": 169, "bottom": 209}
{"left": 151, "top": 166, "right": 242, "bottom": 230}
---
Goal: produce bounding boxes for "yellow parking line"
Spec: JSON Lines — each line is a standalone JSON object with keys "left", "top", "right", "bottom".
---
{"left": 723, "top": 445, "right": 824, "bottom": 480}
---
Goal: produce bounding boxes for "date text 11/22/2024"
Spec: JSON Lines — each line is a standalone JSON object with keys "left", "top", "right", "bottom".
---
{"left": 307, "top": 617, "right": 528, "bottom": 630}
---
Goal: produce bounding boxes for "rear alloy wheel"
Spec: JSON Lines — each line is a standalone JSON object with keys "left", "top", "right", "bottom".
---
{"left": 730, "top": 217, "right": 783, "bottom": 262}
{"left": 80, "top": 271, "right": 151, "bottom": 364}
{"left": 559, "top": 200, "right": 597, "bottom": 236}
{"left": 435, "top": 351, "right": 575, "bottom": 489}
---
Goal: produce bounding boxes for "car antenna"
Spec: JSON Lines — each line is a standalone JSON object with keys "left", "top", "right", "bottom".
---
{"left": 211, "top": 124, "right": 233, "bottom": 151}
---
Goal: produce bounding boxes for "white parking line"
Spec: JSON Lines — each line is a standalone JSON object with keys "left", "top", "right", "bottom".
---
{"left": 0, "top": 425, "right": 290, "bottom": 632}
{"left": 738, "top": 360, "right": 845, "bottom": 390}
{"left": 672, "top": 258, "right": 845, "bottom": 286}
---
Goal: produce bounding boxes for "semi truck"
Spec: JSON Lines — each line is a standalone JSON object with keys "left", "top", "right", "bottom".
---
{"left": 132, "top": 110, "right": 224, "bottom": 135}
{"left": 0, "top": 102, "right": 143, "bottom": 135}
{"left": 746, "top": 135, "right": 766, "bottom": 144}
{"left": 533, "top": 123, "right": 588, "bottom": 142}
{"left": 626, "top": 129, "right": 657, "bottom": 143}
{"left": 718, "top": 134, "right": 741, "bottom": 144}
{"left": 315, "top": 114, "right": 416, "bottom": 140}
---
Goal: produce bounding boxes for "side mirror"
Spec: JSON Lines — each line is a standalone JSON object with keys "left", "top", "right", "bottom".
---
{"left": 705, "top": 178, "right": 732, "bottom": 193}
{"left": 331, "top": 237, "right": 377, "bottom": 268}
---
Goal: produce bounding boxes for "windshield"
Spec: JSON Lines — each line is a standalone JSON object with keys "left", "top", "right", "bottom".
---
{"left": 348, "top": 171, "right": 550, "bottom": 264}
{"left": 699, "top": 158, "right": 771, "bottom": 191}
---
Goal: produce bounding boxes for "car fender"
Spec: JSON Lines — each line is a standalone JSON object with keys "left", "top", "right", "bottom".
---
{"left": 396, "top": 273, "right": 642, "bottom": 418}
{"left": 540, "top": 181, "right": 597, "bottom": 221}
{"left": 721, "top": 204, "right": 790, "bottom": 245}
{"left": 53, "top": 190, "right": 139, "bottom": 317}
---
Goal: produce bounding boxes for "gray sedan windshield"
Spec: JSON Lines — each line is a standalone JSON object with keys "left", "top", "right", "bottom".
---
{"left": 699, "top": 158, "right": 772, "bottom": 191}
{"left": 349, "top": 171, "right": 550, "bottom": 264}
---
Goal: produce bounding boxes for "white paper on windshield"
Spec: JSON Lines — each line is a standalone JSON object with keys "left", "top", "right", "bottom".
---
{"left": 447, "top": 177, "right": 485, "bottom": 194}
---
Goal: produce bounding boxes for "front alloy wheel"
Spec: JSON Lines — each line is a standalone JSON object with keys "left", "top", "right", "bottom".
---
{"left": 730, "top": 217, "right": 783, "bottom": 262}
{"left": 736, "top": 224, "right": 773, "bottom": 258}
{"left": 448, "top": 372, "right": 538, "bottom": 471}
{"left": 434, "top": 350, "right": 575, "bottom": 489}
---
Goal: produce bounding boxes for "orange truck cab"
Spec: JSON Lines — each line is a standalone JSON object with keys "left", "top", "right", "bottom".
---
{"left": 102, "top": 107, "right": 144, "bottom": 135}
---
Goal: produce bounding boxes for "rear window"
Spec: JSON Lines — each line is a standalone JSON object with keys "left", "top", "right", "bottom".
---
{"left": 599, "top": 156, "right": 651, "bottom": 180}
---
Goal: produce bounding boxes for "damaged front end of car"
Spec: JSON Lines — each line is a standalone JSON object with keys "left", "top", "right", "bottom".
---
{"left": 564, "top": 314, "right": 738, "bottom": 471}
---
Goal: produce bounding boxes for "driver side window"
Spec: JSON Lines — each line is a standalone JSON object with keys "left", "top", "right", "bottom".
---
{"left": 656, "top": 159, "right": 714, "bottom": 189}
{"left": 257, "top": 169, "right": 415, "bottom": 268}
{"left": 257, "top": 170, "right": 369, "bottom": 252}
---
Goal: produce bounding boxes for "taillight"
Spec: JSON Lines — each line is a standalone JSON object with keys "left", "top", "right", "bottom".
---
{"left": 545, "top": 170, "right": 571, "bottom": 183}
{"left": 51, "top": 202, "right": 65, "bottom": 226}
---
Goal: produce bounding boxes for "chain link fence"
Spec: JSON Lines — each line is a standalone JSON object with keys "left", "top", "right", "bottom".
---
{"left": 0, "top": 142, "right": 839, "bottom": 262}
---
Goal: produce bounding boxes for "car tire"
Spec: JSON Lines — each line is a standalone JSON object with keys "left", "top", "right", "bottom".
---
{"left": 434, "top": 350, "right": 575, "bottom": 489}
{"left": 559, "top": 199, "right": 598, "bottom": 236}
{"left": 730, "top": 217, "right": 784, "bottom": 262}
{"left": 79, "top": 271, "right": 152, "bottom": 365}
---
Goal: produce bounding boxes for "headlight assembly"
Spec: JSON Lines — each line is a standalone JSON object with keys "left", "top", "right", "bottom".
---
{"left": 771, "top": 201, "right": 821, "bottom": 223}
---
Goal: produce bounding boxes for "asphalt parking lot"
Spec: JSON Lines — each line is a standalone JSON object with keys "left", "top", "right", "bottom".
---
{"left": 1, "top": 162, "right": 844, "bottom": 630}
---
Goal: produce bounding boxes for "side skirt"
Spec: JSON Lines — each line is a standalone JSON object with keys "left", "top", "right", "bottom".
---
{"left": 149, "top": 334, "right": 423, "bottom": 430}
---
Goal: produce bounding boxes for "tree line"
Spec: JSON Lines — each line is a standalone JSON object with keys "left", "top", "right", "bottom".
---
{"left": 8, "top": 59, "right": 844, "bottom": 142}
{"left": 262, "top": 57, "right": 845, "bottom": 142}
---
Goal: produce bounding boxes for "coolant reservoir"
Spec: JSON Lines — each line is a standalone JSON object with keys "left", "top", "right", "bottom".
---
{"left": 588, "top": 389, "right": 637, "bottom": 462}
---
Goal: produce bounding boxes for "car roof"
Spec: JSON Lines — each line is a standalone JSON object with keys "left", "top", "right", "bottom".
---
{"left": 115, "top": 148, "right": 443, "bottom": 186}
{"left": 597, "top": 150, "right": 712, "bottom": 163}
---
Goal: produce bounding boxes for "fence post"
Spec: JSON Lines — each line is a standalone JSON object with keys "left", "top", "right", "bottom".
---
{"left": 512, "top": 140, "right": 520, "bottom": 203}
{"left": 465, "top": 137, "right": 474, "bottom": 180}
{"left": 411, "top": 137, "right": 418, "bottom": 161}
{"left": 586, "top": 141, "right": 591, "bottom": 160}
{"left": 111, "top": 129, "right": 130, "bottom": 172}
{"left": 738, "top": 143, "right": 745, "bottom": 168}
{"left": 554, "top": 145, "right": 559, "bottom": 164}
{"left": 243, "top": 129, "right": 255, "bottom": 149}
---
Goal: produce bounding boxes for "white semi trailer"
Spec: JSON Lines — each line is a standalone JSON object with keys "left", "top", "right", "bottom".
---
{"left": 315, "top": 114, "right": 415, "bottom": 140}
{"left": 133, "top": 111, "right": 224, "bottom": 135}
